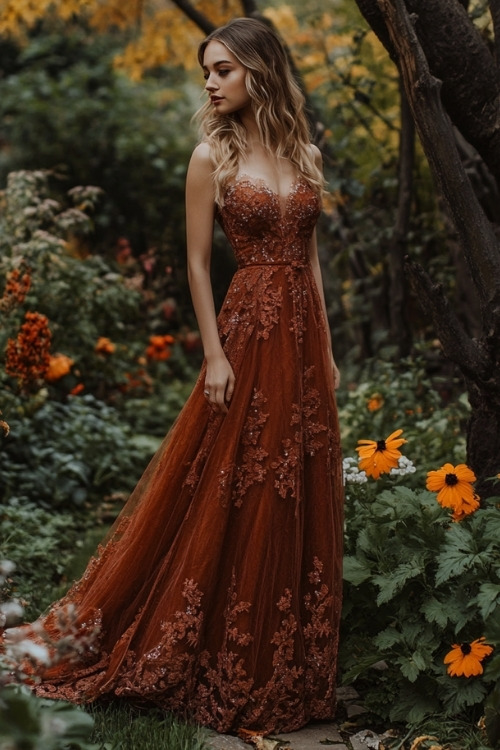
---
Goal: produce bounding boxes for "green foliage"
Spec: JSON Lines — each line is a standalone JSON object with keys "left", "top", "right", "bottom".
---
{"left": 0, "top": 499, "right": 88, "bottom": 617}
{"left": 0, "top": 394, "right": 151, "bottom": 511}
{"left": 341, "top": 471, "right": 500, "bottom": 728}
{"left": 0, "top": 169, "right": 197, "bottom": 512}
{"left": 339, "top": 362, "right": 500, "bottom": 739}
{"left": 0, "top": 684, "right": 97, "bottom": 750}
{"left": 337, "top": 354, "right": 469, "bottom": 463}
{"left": 0, "top": 29, "right": 194, "bottom": 251}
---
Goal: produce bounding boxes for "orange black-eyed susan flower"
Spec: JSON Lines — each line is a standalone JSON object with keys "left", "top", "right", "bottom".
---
{"left": 426, "top": 463, "right": 479, "bottom": 519}
{"left": 146, "top": 334, "right": 174, "bottom": 361}
{"left": 444, "top": 637, "right": 493, "bottom": 677}
{"left": 45, "top": 354, "right": 74, "bottom": 383}
{"left": 367, "top": 394, "right": 384, "bottom": 412}
{"left": 5, "top": 311, "right": 52, "bottom": 387}
{"left": 95, "top": 336, "right": 116, "bottom": 354}
{"left": 355, "top": 429, "right": 407, "bottom": 479}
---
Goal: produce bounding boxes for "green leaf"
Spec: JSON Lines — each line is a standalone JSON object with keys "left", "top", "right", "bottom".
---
{"left": 420, "top": 596, "right": 448, "bottom": 628}
{"left": 397, "top": 655, "right": 421, "bottom": 683}
{"left": 343, "top": 555, "right": 372, "bottom": 585}
{"left": 373, "top": 557, "right": 424, "bottom": 604}
{"left": 435, "top": 524, "right": 487, "bottom": 586}
{"left": 374, "top": 627, "right": 403, "bottom": 650}
{"left": 441, "top": 677, "right": 488, "bottom": 715}
{"left": 476, "top": 584, "right": 500, "bottom": 620}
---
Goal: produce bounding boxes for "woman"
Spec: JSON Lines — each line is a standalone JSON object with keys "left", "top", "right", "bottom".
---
{"left": 18, "top": 17, "right": 343, "bottom": 736}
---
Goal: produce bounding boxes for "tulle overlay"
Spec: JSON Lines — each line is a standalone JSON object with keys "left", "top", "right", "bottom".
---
{"left": 26, "top": 176, "right": 344, "bottom": 734}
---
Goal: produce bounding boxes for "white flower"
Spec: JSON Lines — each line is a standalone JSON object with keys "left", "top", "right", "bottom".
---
{"left": 390, "top": 455, "right": 416, "bottom": 476}
{"left": 8, "top": 638, "right": 51, "bottom": 666}
{"left": 343, "top": 456, "right": 368, "bottom": 485}
{"left": 0, "top": 560, "right": 16, "bottom": 577}
{"left": 0, "top": 600, "right": 24, "bottom": 627}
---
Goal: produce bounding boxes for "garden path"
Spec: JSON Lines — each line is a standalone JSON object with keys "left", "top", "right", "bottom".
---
{"left": 204, "top": 687, "right": 368, "bottom": 750}
{"left": 205, "top": 721, "right": 348, "bottom": 749}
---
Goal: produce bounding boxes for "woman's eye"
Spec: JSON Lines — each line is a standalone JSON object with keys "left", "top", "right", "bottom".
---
{"left": 218, "top": 69, "right": 230, "bottom": 77}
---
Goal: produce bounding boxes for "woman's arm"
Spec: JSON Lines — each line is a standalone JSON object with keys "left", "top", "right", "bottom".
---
{"left": 308, "top": 145, "right": 340, "bottom": 389}
{"left": 185, "top": 143, "right": 235, "bottom": 413}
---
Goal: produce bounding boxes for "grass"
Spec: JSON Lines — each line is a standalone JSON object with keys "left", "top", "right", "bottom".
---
{"left": 405, "top": 717, "right": 492, "bottom": 750}
{"left": 87, "top": 701, "right": 208, "bottom": 750}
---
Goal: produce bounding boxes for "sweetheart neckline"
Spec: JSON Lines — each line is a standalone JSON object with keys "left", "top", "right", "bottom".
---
{"left": 233, "top": 173, "right": 304, "bottom": 205}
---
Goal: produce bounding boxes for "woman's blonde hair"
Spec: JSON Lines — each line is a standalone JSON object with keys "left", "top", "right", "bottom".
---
{"left": 195, "top": 17, "right": 324, "bottom": 205}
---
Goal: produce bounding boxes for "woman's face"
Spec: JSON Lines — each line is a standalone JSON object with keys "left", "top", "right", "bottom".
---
{"left": 202, "top": 40, "right": 252, "bottom": 116}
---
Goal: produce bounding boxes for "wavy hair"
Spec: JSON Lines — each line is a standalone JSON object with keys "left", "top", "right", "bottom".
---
{"left": 194, "top": 17, "right": 324, "bottom": 205}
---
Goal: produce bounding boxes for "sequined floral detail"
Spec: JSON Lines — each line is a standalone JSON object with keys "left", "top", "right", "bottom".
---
{"left": 291, "top": 366, "right": 328, "bottom": 457}
{"left": 271, "top": 438, "right": 301, "bottom": 500}
{"left": 233, "top": 389, "right": 269, "bottom": 507}
{"left": 303, "top": 557, "right": 337, "bottom": 714}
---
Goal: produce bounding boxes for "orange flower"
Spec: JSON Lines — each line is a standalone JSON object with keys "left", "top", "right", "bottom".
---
{"left": 426, "top": 463, "right": 479, "bottom": 519}
{"left": 119, "top": 369, "right": 153, "bottom": 392}
{"left": 146, "top": 334, "right": 174, "bottom": 361}
{"left": 355, "top": 429, "right": 407, "bottom": 479}
{"left": 45, "top": 354, "right": 74, "bottom": 382}
{"left": 95, "top": 336, "right": 116, "bottom": 354}
{"left": 367, "top": 394, "right": 384, "bottom": 412}
{"left": 5, "top": 311, "right": 52, "bottom": 387}
{"left": 70, "top": 383, "right": 85, "bottom": 395}
{"left": 444, "top": 637, "right": 493, "bottom": 677}
{"left": 0, "top": 265, "right": 31, "bottom": 313}
{"left": 0, "top": 411, "right": 9, "bottom": 437}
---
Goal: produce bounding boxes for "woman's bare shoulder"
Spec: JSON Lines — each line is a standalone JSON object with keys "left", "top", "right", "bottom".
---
{"left": 308, "top": 143, "right": 323, "bottom": 167}
{"left": 189, "top": 142, "right": 214, "bottom": 170}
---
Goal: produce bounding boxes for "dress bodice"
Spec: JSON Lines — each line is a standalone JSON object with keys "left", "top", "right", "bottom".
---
{"left": 216, "top": 175, "right": 321, "bottom": 268}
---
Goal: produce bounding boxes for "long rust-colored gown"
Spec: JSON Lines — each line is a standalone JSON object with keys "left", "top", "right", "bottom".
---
{"left": 31, "top": 175, "right": 344, "bottom": 734}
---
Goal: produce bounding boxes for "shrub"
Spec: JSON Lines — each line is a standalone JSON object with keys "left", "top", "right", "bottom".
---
{"left": 0, "top": 394, "right": 154, "bottom": 512}
{"left": 341, "top": 440, "right": 500, "bottom": 744}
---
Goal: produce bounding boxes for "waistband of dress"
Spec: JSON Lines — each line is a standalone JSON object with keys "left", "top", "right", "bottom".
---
{"left": 238, "top": 260, "right": 309, "bottom": 269}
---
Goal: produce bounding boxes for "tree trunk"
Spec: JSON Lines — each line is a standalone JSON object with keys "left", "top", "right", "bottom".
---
{"left": 356, "top": 0, "right": 500, "bottom": 491}
{"left": 388, "top": 80, "right": 414, "bottom": 357}
{"left": 355, "top": 0, "right": 500, "bottom": 186}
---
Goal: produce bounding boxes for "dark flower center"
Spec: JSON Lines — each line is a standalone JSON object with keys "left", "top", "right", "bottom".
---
{"left": 376, "top": 440, "right": 386, "bottom": 452}
{"left": 445, "top": 473, "right": 459, "bottom": 486}
{"left": 460, "top": 643, "right": 472, "bottom": 655}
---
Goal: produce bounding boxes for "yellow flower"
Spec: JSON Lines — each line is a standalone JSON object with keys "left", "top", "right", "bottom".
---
{"left": 444, "top": 637, "right": 493, "bottom": 677}
{"left": 426, "top": 463, "right": 479, "bottom": 519}
{"left": 355, "top": 429, "right": 407, "bottom": 479}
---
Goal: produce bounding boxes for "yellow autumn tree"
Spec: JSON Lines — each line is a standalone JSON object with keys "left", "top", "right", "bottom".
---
{"left": 0, "top": 0, "right": 242, "bottom": 79}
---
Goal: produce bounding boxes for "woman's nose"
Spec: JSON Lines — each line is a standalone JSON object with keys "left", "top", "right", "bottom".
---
{"left": 205, "top": 73, "right": 218, "bottom": 91}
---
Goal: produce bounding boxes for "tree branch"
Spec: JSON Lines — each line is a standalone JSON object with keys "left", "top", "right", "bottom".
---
{"left": 168, "top": 0, "right": 216, "bottom": 35}
{"left": 388, "top": 80, "right": 413, "bottom": 356}
{"left": 355, "top": 0, "right": 500, "bottom": 186}
{"left": 489, "top": 0, "right": 500, "bottom": 76}
{"left": 240, "top": 0, "right": 259, "bottom": 14}
{"left": 378, "top": 0, "right": 500, "bottom": 316}
{"left": 405, "top": 259, "right": 491, "bottom": 380}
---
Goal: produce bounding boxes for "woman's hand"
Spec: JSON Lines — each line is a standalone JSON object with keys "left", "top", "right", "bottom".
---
{"left": 204, "top": 353, "right": 235, "bottom": 414}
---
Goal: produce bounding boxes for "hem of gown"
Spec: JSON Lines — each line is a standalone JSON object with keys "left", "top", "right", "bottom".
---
{"left": 33, "top": 681, "right": 336, "bottom": 736}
